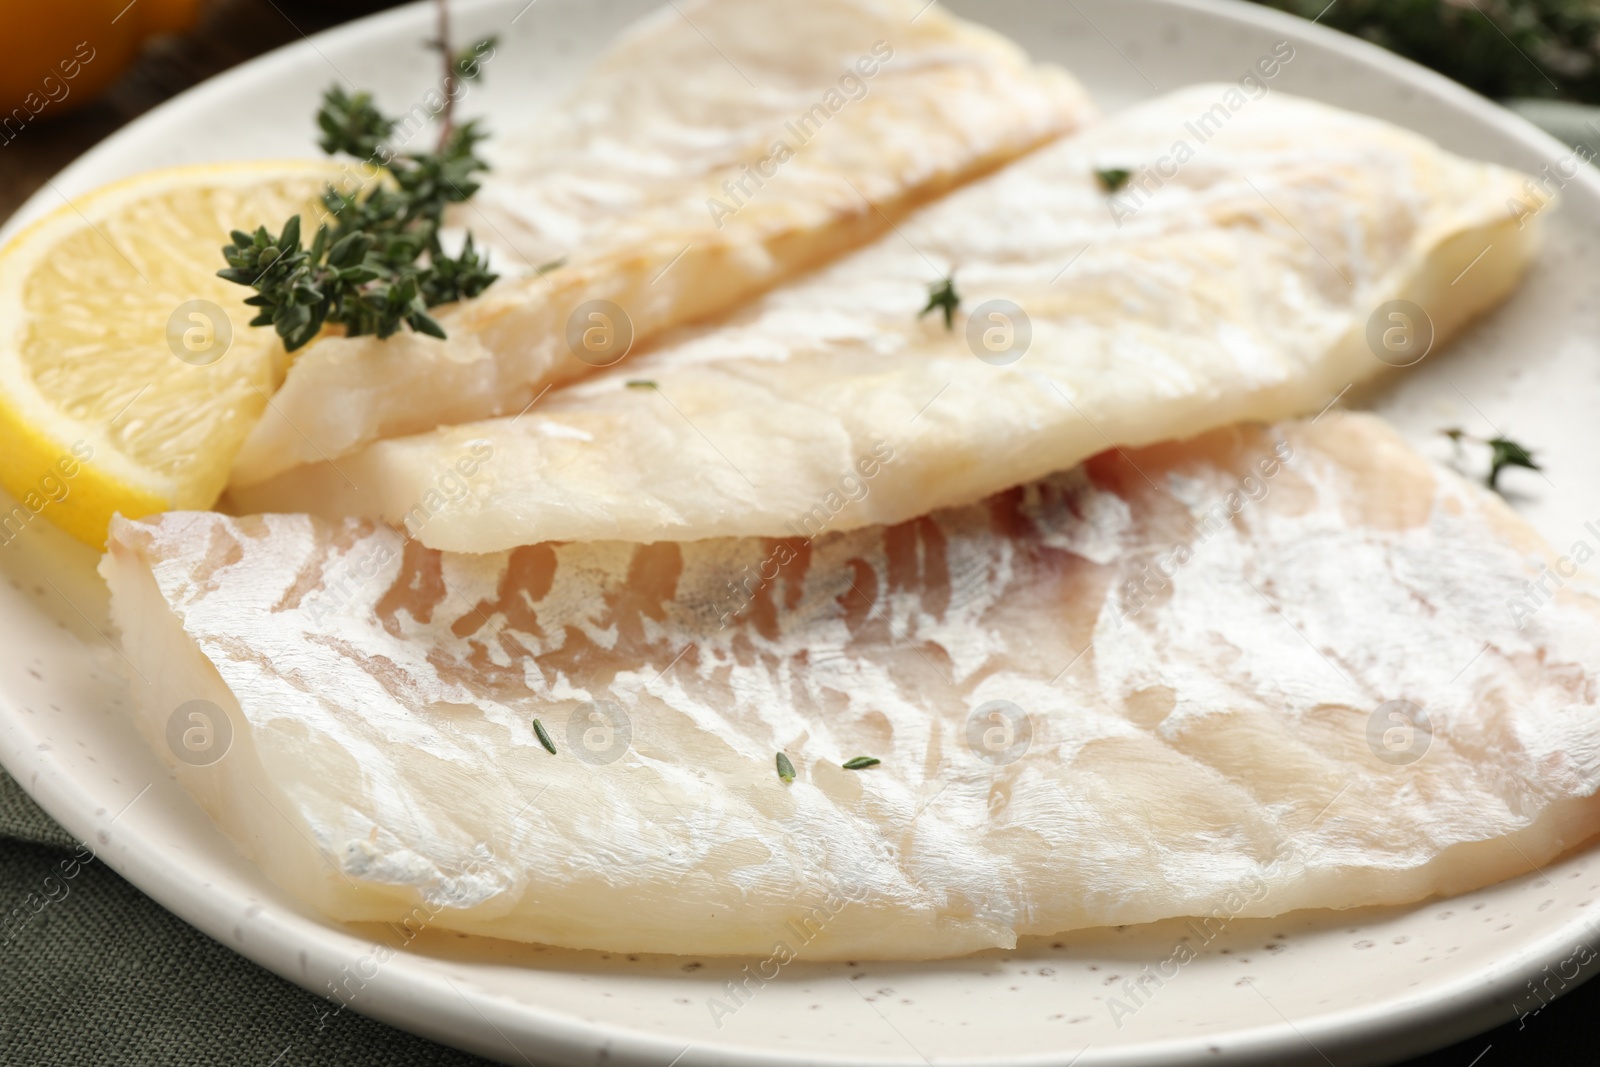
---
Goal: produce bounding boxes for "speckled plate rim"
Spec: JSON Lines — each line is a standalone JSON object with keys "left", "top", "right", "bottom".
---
{"left": 3, "top": 1, "right": 1600, "bottom": 1065}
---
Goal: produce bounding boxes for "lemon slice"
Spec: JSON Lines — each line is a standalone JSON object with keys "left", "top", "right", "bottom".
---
{"left": 0, "top": 160, "right": 357, "bottom": 547}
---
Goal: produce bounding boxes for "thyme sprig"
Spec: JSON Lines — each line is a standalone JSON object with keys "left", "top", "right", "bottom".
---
{"left": 219, "top": 75, "right": 498, "bottom": 351}
{"left": 919, "top": 275, "right": 960, "bottom": 331}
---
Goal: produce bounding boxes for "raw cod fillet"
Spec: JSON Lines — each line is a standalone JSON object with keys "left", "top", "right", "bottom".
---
{"left": 106, "top": 413, "right": 1600, "bottom": 959}
{"left": 228, "top": 0, "right": 1091, "bottom": 487}
{"left": 232, "top": 87, "right": 1545, "bottom": 553}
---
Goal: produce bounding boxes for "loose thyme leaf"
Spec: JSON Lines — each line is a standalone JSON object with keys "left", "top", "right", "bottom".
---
{"left": 626, "top": 380, "right": 658, "bottom": 390}
{"left": 533, "top": 718, "right": 557, "bottom": 755}
{"left": 534, "top": 257, "right": 567, "bottom": 276}
{"left": 919, "top": 275, "right": 960, "bottom": 331}
{"left": 1438, "top": 428, "right": 1540, "bottom": 494}
{"left": 842, "top": 756, "right": 881, "bottom": 770}
{"left": 1487, "top": 435, "right": 1540, "bottom": 491}
{"left": 1095, "top": 167, "right": 1131, "bottom": 193}
{"left": 776, "top": 752, "right": 796, "bottom": 782}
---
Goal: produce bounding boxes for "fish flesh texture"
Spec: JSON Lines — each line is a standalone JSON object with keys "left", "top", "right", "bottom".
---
{"left": 105, "top": 413, "right": 1600, "bottom": 959}
{"left": 227, "top": 0, "right": 1091, "bottom": 487}
{"left": 232, "top": 87, "right": 1543, "bottom": 553}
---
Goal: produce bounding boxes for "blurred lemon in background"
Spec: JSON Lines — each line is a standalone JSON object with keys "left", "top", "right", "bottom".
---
{"left": 0, "top": 0, "right": 203, "bottom": 123}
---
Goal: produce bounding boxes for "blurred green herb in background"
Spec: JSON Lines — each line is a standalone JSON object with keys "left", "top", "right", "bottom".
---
{"left": 1254, "top": 0, "right": 1600, "bottom": 103}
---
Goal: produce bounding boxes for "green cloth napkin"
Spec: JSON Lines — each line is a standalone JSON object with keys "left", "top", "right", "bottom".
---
{"left": 0, "top": 767, "right": 489, "bottom": 1066}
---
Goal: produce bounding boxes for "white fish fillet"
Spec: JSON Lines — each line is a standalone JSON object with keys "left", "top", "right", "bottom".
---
{"left": 228, "top": 0, "right": 1091, "bottom": 487}
{"left": 232, "top": 87, "right": 1544, "bottom": 553}
{"left": 105, "top": 414, "right": 1600, "bottom": 959}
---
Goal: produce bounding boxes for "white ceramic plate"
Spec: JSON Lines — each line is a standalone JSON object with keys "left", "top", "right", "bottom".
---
{"left": 4, "top": 1, "right": 1600, "bottom": 1064}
